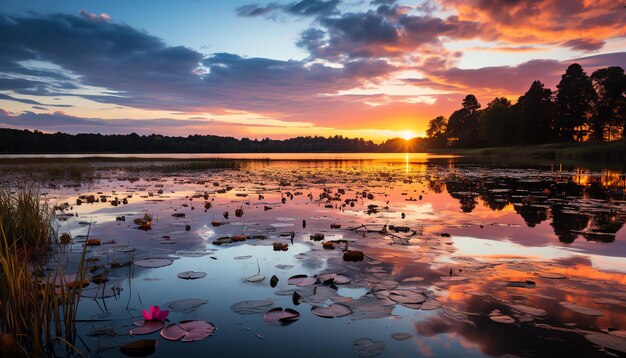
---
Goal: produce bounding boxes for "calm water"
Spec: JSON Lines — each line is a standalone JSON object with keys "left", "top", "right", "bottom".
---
{"left": 2, "top": 153, "right": 625, "bottom": 357}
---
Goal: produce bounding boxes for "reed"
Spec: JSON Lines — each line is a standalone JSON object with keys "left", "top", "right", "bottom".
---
{"left": 0, "top": 188, "right": 87, "bottom": 357}
{"left": 0, "top": 187, "right": 54, "bottom": 256}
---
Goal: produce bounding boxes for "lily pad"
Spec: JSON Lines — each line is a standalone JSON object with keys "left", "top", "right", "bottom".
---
{"left": 263, "top": 307, "right": 300, "bottom": 325}
{"left": 296, "top": 277, "right": 318, "bottom": 287}
{"left": 231, "top": 300, "right": 274, "bottom": 314}
{"left": 177, "top": 271, "right": 207, "bottom": 280}
{"left": 421, "top": 300, "right": 442, "bottom": 310}
{"left": 391, "top": 333, "right": 413, "bottom": 340}
{"left": 131, "top": 320, "right": 164, "bottom": 335}
{"left": 560, "top": 302, "right": 604, "bottom": 316}
{"left": 402, "top": 276, "right": 424, "bottom": 283}
{"left": 352, "top": 338, "right": 385, "bottom": 357}
{"left": 134, "top": 258, "right": 173, "bottom": 268}
{"left": 287, "top": 274, "right": 309, "bottom": 285}
{"left": 245, "top": 274, "right": 265, "bottom": 283}
{"left": 166, "top": 299, "right": 208, "bottom": 312}
{"left": 388, "top": 290, "right": 428, "bottom": 304}
{"left": 160, "top": 320, "right": 216, "bottom": 342}
{"left": 489, "top": 310, "right": 515, "bottom": 324}
{"left": 120, "top": 339, "right": 157, "bottom": 357}
{"left": 311, "top": 303, "right": 352, "bottom": 318}
{"left": 585, "top": 333, "right": 626, "bottom": 354}
{"left": 318, "top": 273, "right": 352, "bottom": 285}
{"left": 509, "top": 304, "right": 547, "bottom": 316}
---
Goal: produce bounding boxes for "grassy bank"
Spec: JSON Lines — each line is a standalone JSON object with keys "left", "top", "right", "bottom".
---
{"left": 431, "top": 140, "right": 626, "bottom": 169}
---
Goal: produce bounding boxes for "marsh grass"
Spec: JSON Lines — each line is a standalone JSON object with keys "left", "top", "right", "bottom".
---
{"left": 0, "top": 187, "right": 54, "bottom": 256}
{"left": 0, "top": 188, "right": 87, "bottom": 357}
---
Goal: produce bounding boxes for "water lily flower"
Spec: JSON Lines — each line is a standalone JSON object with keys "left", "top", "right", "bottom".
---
{"left": 142, "top": 305, "right": 169, "bottom": 321}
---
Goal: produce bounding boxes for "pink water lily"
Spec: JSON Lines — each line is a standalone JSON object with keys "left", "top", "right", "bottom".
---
{"left": 142, "top": 305, "right": 169, "bottom": 321}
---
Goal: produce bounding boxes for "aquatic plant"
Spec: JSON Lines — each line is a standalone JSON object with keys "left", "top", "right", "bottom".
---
{"left": 0, "top": 226, "right": 87, "bottom": 357}
{"left": 0, "top": 187, "right": 87, "bottom": 356}
{"left": 142, "top": 306, "right": 169, "bottom": 321}
{"left": 0, "top": 186, "right": 54, "bottom": 256}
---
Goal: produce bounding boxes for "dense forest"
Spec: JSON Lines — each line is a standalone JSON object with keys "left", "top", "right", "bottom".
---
{"left": 426, "top": 63, "right": 626, "bottom": 148}
{"left": 0, "top": 129, "right": 429, "bottom": 153}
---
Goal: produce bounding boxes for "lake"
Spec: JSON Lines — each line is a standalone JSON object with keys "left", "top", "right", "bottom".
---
{"left": 2, "top": 153, "right": 625, "bottom": 357}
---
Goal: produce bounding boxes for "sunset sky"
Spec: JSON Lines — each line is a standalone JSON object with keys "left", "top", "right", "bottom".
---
{"left": 1, "top": 0, "right": 625, "bottom": 141}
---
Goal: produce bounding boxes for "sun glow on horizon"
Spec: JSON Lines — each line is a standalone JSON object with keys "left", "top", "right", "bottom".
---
{"left": 397, "top": 130, "right": 417, "bottom": 140}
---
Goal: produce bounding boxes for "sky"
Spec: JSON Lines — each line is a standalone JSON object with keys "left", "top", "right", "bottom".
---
{"left": 0, "top": 0, "right": 625, "bottom": 142}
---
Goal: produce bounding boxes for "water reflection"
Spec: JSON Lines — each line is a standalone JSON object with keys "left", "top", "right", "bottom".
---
{"left": 1, "top": 155, "right": 625, "bottom": 357}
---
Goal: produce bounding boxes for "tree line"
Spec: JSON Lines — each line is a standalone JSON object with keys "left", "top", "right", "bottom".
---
{"left": 426, "top": 64, "right": 626, "bottom": 148}
{"left": 0, "top": 129, "right": 406, "bottom": 153}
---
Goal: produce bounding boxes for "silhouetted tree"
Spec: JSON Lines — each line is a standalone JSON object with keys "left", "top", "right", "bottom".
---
{"left": 513, "top": 80, "right": 557, "bottom": 144}
{"left": 446, "top": 94, "right": 481, "bottom": 147}
{"left": 591, "top": 66, "right": 626, "bottom": 140}
{"left": 556, "top": 64, "right": 597, "bottom": 142}
{"left": 426, "top": 115, "right": 448, "bottom": 147}
{"left": 479, "top": 97, "right": 512, "bottom": 147}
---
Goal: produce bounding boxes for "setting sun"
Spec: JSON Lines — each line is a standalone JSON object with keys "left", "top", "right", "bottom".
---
{"left": 398, "top": 130, "right": 416, "bottom": 140}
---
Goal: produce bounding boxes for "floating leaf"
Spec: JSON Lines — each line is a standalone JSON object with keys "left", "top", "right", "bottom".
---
{"left": 160, "top": 320, "right": 216, "bottom": 342}
{"left": 270, "top": 275, "right": 279, "bottom": 288}
{"left": 234, "top": 255, "right": 252, "bottom": 260}
{"left": 585, "top": 333, "right": 626, "bottom": 354}
{"left": 421, "top": 300, "right": 442, "bottom": 310}
{"left": 560, "top": 302, "right": 604, "bottom": 316}
{"left": 509, "top": 304, "right": 547, "bottom": 316}
{"left": 177, "top": 271, "right": 206, "bottom": 280}
{"left": 490, "top": 315, "right": 515, "bottom": 324}
{"left": 287, "top": 274, "right": 308, "bottom": 285}
{"left": 231, "top": 300, "right": 274, "bottom": 314}
{"left": 245, "top": 274, "right": 265, "bottom": 283}
{"left": 131, "top": 320, "right": 164, "bottom": 335}
{"left": 134, "top": 259, "right": 173, "bottom": 268}
{"left": 352, "top": 338, "right": 385, "bottom": 357}
{"left": 311, "top": 303, "right": 352, "bottom": 318}
{"left": 388, "top": 290, "right": 428, "bottom": 304}
{"left": 120, "top": 339, "right": 157, "bottom": 357}
{"left": 318, "top": 273, "right": 351, "bottom": 285}
{"left": 402, "top": 276, "right": 424, "bottom": 283}
{"left": 297, "top": 277, "right": 318, "bottom": 287}
{"left": 608, "top": 330, "right": 626, "bottom": 339}
{"left": 391, "top": 333, "right": 413, "bottom": 340}
{"left": 263, "top": 307, "right": 300, "bottom": 325}
{"left": 489, "top": 310, "right": 515, "bottom": 324}
{"left": 166, "top": 299, "right": 208, "bottom": 312}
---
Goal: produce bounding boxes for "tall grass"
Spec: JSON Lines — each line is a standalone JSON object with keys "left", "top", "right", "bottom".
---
{"left": 0, "top": 187, "right": 54, "bottom": 257}
{"left": 0, "top": 188, "right": 86, "bottom": 357}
